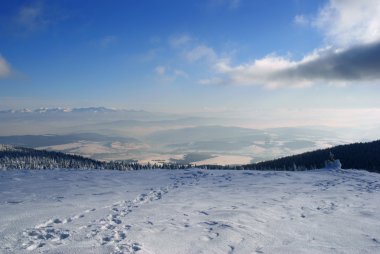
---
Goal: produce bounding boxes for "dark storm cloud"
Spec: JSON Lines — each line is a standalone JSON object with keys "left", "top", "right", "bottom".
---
{"left": 283, "top": 41, "right": 380, "bottom": 82}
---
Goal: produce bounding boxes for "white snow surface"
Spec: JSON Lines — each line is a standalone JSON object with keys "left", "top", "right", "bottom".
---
{"left": 1, "top": 168, "right": 380, "bottom": 253}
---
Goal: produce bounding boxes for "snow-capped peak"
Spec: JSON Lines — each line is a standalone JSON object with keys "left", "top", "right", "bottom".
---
{"left": 0, "top": 107, "right": 119, "bottom": 114}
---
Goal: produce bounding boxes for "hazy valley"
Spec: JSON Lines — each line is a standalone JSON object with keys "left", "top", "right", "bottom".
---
{"left": 1, "top": 107, "right": 372, "bottom": 165}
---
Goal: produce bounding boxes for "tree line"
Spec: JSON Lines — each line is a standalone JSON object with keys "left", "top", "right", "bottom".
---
{"left": 0, "top": 145, "right": 192, "bottom": 170}
{"left": 241, "top": 140, "right": 380, "bottom": 173}
{"left": 1, "top": 140, "right": 380, "bottom": 172}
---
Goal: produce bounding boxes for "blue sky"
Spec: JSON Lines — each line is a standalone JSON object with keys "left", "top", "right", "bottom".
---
{"left": 1, "top": 0, "right": 380, "bottom": 127}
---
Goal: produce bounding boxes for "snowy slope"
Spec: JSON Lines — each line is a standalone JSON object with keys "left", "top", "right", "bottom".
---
{"left": 1, "top": 168, "right": 380, "bottom": 253}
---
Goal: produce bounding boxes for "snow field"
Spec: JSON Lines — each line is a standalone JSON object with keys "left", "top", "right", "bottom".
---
{"left": 1, "top": 168, "right": 380, "bottom": 253}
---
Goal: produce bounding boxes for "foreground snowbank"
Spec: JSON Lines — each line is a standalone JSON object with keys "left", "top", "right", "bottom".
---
{"left": 1, "top": 168, "right": 380, "bottom": 253}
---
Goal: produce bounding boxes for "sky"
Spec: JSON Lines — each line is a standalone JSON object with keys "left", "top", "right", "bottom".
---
{"left": 1, "top": 0, "right": 380, "bottom": 127}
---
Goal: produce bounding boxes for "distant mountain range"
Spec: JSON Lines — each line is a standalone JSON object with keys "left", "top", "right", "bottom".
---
{"left": 0, "top": 107, "right": 143, "bottom": 114}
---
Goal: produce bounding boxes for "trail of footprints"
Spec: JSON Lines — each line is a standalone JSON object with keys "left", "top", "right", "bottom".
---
{"left": 22, "top": 170, "right": 378, "bottom": 252}
{"left": 313, "top": 171, "right": 380, "bottom": 194}
{"left": 22, "top": 170, "right": 208, "bottom": 253}
{"left": 21, "top": 208, "right": 96, "bottom": 251}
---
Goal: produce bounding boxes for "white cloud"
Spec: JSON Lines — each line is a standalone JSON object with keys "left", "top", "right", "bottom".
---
{"left": 202, "top": 56, "right": 309, "bottom": 88}
{"left": 313, "top": 0, "right": 380, "bottom": 47}
{"left": 185, "top": 45, "right": 217, "bottom": 62}
{"left": 155, "top": 66, "right": 166, "bottom": 75}
{"left": 169, "top": 34, "right": 192, "bottom": 47}
{"left": 201, "top": 0, "right": 380, "bottom": 89}
{"left": 0, "top": 55, "right": 12, "bottom": 79}
{"left": 294, "top": 15, "right": 309, "bottom": 26}
{"left": 202, "top": 42, "right": 380, "bottom": 89}
{"left": 154, "top": 65, "right": 188, "bottom": 82}
{"left": 169, "top": 34, "right": 219, "bottom": 63}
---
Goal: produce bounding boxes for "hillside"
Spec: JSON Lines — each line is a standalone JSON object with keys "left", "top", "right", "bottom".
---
{"left": 0, "top": 144, "right": 106, "bottom": 170}
{"left": 0, "top": 145, "right": 190, "bottom": 170}
{"left": 243, "top": 140, "right": 380, "bottom": 173}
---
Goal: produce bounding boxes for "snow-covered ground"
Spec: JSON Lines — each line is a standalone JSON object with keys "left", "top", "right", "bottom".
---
{"left": 1, "top": 168, "right": 380, "bottom": 253}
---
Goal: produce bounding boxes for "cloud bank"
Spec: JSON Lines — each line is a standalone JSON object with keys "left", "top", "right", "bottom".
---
{"left": 201, "top": 42, "right": 380, "bottom": 88}
{"left": 201, "top": 0, "right": 380, "bottom": 89}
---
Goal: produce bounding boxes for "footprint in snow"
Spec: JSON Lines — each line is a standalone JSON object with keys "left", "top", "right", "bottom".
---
{"left": 199, "top": 211, "right": 209, "bottom": 215}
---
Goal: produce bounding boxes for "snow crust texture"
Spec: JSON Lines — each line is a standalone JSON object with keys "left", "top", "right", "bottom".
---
{"left": 1, "top": 168, "right": 380, "bottom": 253}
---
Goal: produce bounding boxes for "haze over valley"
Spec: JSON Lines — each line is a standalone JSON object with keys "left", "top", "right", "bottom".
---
{"left": 1, "top": 106, "right": 378, "bottom": 165}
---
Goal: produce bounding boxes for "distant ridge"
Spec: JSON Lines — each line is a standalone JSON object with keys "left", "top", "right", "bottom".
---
{"left": 0, "top": 107, "right": 122, "bottom": 114}
{"left": 242, "top": 140, "right": 380, "bottom": 173}
{"left": 0, "top": 106, "right": 157, "bottom": 115}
